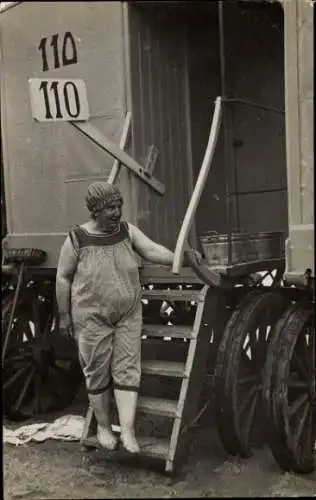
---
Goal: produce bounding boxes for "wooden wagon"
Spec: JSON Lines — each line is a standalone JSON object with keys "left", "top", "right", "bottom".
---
{"left": 1, "top": 0, "right": 314, "bottom": 474}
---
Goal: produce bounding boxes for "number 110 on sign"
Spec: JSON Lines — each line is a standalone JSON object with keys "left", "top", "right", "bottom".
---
{"left": 29, "top": 78, "right": 89, "bottom": 122}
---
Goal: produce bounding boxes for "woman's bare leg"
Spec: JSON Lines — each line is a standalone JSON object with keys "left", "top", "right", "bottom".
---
{"left": 114, "top": 389, "right": 140, "bottom": 453}
{"left": 89, "top": 391, "right": 118, "bottom": 450}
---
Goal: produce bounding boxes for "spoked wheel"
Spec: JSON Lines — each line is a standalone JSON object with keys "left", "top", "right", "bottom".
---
{"left": 252, "top": 267, "right": 285, "bottom": 288}
{"left": 263, "top": 300, "right": 315, "bottom": 473}
{"left": 166, "top": 284, "right": 199, "bottom": 326}
{"left": 214, "top": 289, "right": 259, "bottom": 455}
{"left": 142, "top": 284, "right": 170, "bottom": 325}
{"left": 2, "top": 280, "right": 83, "bottom": 421}
{"left": 214, "top": 290, "right": 290, "bottom": 457}
{"left": 142, "top": 283, "right": 199, "bottom": 326}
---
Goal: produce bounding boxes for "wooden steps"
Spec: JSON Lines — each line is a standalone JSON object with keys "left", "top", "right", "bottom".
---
{"left": 142, "top": 289, "right": 204, "bottom": 302}
{"left": 81, "top": 282, "right": 218, "bottom": 473}
{"left": 138, "top": 396, "right": 178, "bottom": 417}
{"left": 82, "top": 434, "right": 170, "bottom": 461}
{"left": 142, "top": 360, "right": 187, "bottom": 378}
{"left": 137, "top": 436, "right": 170, "bottom": 460}
{"left": 142, "top": 324, "right": 193, "bottom": 339}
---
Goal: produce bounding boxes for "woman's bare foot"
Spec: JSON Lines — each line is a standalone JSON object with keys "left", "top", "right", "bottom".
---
{"left": 97, "top": 425, "right": 118, "bottom": 451}
{"left": 120, "top": 429, "right": 140, "bottom": 454}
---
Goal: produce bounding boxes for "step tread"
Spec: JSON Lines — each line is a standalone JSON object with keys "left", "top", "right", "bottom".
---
{"left": 138, "top": 396, "right": 178, "bottom": 417}
{"left": 142, "top": 324, "right": 193, "bottom": 338}
{"left": 142, "top": 289, "right": 203, "bottom": 302}
{"left": 82, "top": 435, "right": 169, "bottom": 460}
{"left": 142, "top": 360, "right": 186, "bottom": 377}
{"left": 140, "top": 265, "right": 202, "bottom": 284}
{"left": 138, "top": 436, "right": 170, "bottom": 459}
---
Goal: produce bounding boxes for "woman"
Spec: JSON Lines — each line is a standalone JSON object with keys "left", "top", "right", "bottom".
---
{"left": 56, "top": 181, "right": 181, "bottom": 454}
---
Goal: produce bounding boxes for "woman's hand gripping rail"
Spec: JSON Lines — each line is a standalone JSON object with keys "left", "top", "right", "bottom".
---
{"left": 129, "top": 223, "right": 202, "bottom": 267}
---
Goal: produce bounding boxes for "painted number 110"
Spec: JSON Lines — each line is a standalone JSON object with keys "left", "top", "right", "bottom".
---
{"left": 29, "top": 78, "right": 89, "bottom": 122}
{"left": 38, "top": 32, "right": 78, "bottom": 72}
{"left": 39, "top": 80, "right": 80, "bottom": 119}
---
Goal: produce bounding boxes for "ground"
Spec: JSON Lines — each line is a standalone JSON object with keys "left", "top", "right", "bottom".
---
{"left": 3, "top": 390, "right": 316, "bottom": 499}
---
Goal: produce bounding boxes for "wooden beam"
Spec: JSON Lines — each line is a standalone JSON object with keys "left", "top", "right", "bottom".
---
{"left": 107, "top": 112, "right": 132, "bottom": 184}
{"left": 70, "top": 121, "right": 165, "bottom": 195}
{"left": 283, "top": 0, "right": 301, "bottom": 225}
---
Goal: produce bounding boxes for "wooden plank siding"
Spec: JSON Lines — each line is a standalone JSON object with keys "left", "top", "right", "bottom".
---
{"left": 225, "top": 1, "right": 287, "bottom": 234}
{"left": 187, "top": 1, "right": 287, "bottom": 238}
{"left": 127, "top": 4, "right": 194, "bottom": 249}
{"left": 0, "top": 2, "right": 127, "bottom": 268}
{"left": 127, "top": 1, "right": 287, "bottom": 250}
{"left": 283, "top": 0, "right": 314, "bottom": 280}
{"left": 186, "top": 3, "right": 228, "bottom": 238}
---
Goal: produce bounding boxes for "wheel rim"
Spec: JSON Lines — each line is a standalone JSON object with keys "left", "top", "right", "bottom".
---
{"left": 233, "top": 292, "right": 289, "bottom": 456}
{"left": 3, "top": 280, "right": 82, "bottom": 420}
{"left": 214, "top": 306, "right": 242, "bottom": 455}
{"left": 254, "top": 267, "right": 284, "bottom": 288}
{"left": 262, "top": 303, "right": 299, "bottom": 470}
{"left": 141, "top": 284, "right": 200, "bottom": 327}
{"left": 3, "top": 294, "right": 51, "bottom": 416}
{"left": 274, "top": 301, "right": 315, "bottom": 473}
{"left": 213, "top": 289, "right": 263, "bottom": 455}
{"left": 215, "top": 290, "right": 289, "bottom": 457}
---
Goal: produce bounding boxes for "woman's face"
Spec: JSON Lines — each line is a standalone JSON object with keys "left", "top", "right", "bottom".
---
{"left": 94, "top": 199, "right": 123, "bottom": 230}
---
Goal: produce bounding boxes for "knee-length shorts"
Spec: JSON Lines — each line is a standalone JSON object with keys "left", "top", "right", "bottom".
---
{"left": 77, "top": 305, "right": 142, "bottom": 394}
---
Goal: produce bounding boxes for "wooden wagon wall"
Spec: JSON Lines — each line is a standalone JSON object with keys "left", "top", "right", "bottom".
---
{"left": 1, "top": 2, "right": 130, "bottom": 267}
{"left": 127, "top": 1, "right": 287, "bottom": 251}
{"left": 189, "top": 1, "right": 287, "bottom": 240}
{"left": 127, "top": 4, "right": 195, "bottom": 249}
{"left": 283, "top": 0, "right": 314, "bottom": 280}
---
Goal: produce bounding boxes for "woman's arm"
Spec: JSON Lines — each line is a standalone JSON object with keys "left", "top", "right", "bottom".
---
{"left": 56, "top": 236, "right": 78, "bottom": 323}
{"left": 129, "top": 223, "right": 174, "bottom": 266}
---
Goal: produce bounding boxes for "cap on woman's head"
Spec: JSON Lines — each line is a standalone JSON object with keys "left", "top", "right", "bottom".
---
{"left": 85, "top": 181, "right": 123, "bottom": 214}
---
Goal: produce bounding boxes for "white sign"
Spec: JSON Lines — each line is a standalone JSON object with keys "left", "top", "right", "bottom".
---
{"left": 29, "top": 78, "right": 89, "bottom": 122}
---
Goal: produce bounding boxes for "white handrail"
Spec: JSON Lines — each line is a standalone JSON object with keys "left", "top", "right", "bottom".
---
{"left": 172, "top": 96, "right": 222, "bottom": 274}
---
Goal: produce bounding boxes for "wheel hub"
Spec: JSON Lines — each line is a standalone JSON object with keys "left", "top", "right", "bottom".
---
{"left": 31, "top": 343, "right": 54, "bottom": 372}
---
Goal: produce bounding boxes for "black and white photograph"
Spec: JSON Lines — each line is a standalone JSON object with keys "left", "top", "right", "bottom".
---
{"left": 1, "top": 0, "right": 315, "bottom": 497}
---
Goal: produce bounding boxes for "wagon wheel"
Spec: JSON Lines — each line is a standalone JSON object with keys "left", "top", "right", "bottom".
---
{"left": 167, "top": 284, "right": 200, "bottom": 326}
{"left": 253, "top": 266, "right": 285, "bottom": 288}
{"left": 142, "top": 283, "right": 199, "bottom": 326}
{"left": 214, "top": 290, "right": 289, "bottom": 457}
{"left": 142, "top": 284, "right": 170, "bottom": 325}
{"left": 2, "top": 282, "right": 83, "bottom": 421}
{"left": 2, "top": 271, "right": 13, "bottom": 297}
{"left": 263, "top": 300, "right": 315, "bottom": 473}
{"left": 213, "top": 289, "right": 263, "bottom": 455}
{"left": 262, "top": 303, "right": 300, "bottom": 469}
{"left": 226, "top": 291, "right": 290, "bottom": 457}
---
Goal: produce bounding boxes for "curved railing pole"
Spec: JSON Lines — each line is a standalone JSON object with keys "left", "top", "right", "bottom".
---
{"left": 172, "top": 96, "right": 222, "bottom": 274}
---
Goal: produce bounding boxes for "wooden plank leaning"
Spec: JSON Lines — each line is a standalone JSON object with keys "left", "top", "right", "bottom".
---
{"left": 107, "top": 112, "right": 132, "bottom": 184}
{"left": 70, "top": 120, "right": 165, "bottom": 195}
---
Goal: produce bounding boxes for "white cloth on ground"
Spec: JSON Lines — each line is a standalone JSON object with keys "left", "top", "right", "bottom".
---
{"left": 3, "top": 415, "right": 85, "bottom": 445}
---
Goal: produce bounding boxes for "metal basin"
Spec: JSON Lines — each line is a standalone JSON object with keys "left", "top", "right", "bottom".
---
{"left": 200, "top": 231, "right": 284, "bottom": 266}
